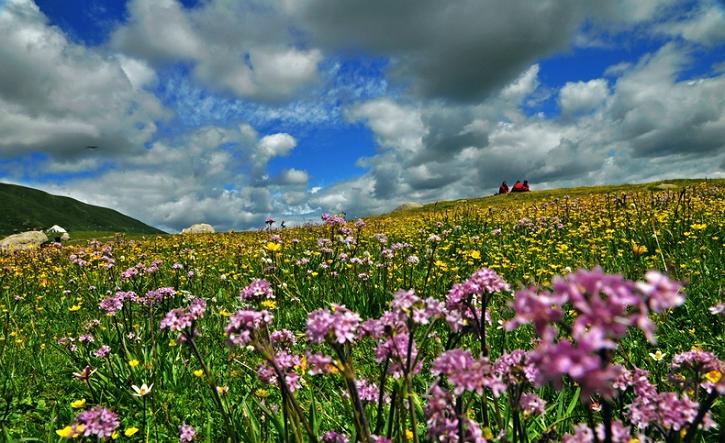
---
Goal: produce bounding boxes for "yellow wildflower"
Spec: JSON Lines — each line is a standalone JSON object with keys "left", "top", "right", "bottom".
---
{"left": 70, "top": 399, "right": 86, "bottom": 409}
{"left": 128, "top": 359, "right": 140, "bottom": 368}
{"left": 260, "top": 299, "right": 277, "bottom": 310}
{"left": 704, "top": 370, "right": 721, "bottom": 384}
{"left": 124, "top": 427, "right": 140, "bottom": 437}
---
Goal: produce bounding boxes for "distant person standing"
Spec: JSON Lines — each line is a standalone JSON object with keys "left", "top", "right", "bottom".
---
{"left": 511, "top": 180, "right": 530, "bottom": 193}
{"left": 498, "top": 181, "right": 509, "bottom": 194}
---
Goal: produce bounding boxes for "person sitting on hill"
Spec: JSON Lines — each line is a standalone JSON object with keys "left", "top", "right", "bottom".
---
{"left": 511, "top": 180, "right": 525, "bottom": 192}
{"left": 522, "top": 180, "right": 530, "bottom": 192}
{"left": 498, "top": 181, "right": 509, "bottom": 194}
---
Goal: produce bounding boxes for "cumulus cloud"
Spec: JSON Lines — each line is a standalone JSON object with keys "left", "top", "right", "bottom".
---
{"left": 559, "top": 79, "right": 609, "bottom": 116}
{"left": 111, "top": 0, "right": 322, "bottom": 101}
{"left": 655, "top": 0, "right": 725, "bottom": 46}
{"left": 0, "top": 0, "right": 166, "bottom": 160}
{"left": 295, "top": 0, "right": 672, "bottom": 102}
{"left": 275, "top": 168, "right": 309, "bottom": 186}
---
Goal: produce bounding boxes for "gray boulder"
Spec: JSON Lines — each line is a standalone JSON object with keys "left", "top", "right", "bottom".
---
{"left": 0, "top": 231, "right": 48, "bottom": 253}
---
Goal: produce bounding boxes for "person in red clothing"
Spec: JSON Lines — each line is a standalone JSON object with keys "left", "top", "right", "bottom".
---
{"left": 522, "top": 180, "right": 530, "bottom": 191}
{"left": 511, "top": 180, "right": 525, "bottom": 192}
{"left": 498, "top": 181, "right": 509, "bottom": 194}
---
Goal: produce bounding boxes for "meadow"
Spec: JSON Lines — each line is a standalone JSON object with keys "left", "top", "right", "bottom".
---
{"left": 0, "top": 180, "right": 723, "bottom": 442}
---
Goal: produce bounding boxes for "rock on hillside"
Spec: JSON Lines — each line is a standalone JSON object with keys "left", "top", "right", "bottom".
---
{"left": 181, "top": 223, "right": 215, "bottom": 234}
{"left": 0, "top": 231, "right": 48, "bottom": 253}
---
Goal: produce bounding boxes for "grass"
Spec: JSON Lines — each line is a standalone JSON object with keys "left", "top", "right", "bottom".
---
{"left": 0, "top": 179, "right": 722, "bottom": 442}
{"left": 0, "top": 182, "right": 164, "bottom": 236}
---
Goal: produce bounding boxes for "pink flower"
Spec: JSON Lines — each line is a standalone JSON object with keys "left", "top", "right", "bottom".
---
{"left": 306, "top": 305, "right": 360, "bottom": 345}
{"left": 519, "top": 393, "right": 546, "bottom": 415}
{"left": 241, "top": 279, "right": 275, "bottom": 301}
{"left": 74, "top": 406, "right": 120, "bottom": 438}
{"left": 225, "top": 309, "right": 273, "bottom": 347}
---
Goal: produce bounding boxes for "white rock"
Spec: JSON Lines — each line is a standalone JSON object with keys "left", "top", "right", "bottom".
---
{"left": 0, "top": 231, "right": 48, "bottom": 252}
{"left": 46, "top": 224, "right": 67, "bottom": 233}
{"left": 181, "top": 223, "right": 215, "bottom": 234}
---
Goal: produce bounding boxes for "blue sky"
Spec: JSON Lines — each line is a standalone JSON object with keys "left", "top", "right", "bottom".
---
{"left": 1, "top": 0, "right": 724, "bottom": 231}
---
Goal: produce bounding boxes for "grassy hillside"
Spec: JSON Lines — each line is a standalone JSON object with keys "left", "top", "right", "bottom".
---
{"left": 0, "top": 182, "right": 164, "bottom": 236}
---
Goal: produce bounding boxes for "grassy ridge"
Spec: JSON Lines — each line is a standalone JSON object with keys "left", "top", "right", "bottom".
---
{"left": 0, "top": 183, "right": 164, "bottom": 236}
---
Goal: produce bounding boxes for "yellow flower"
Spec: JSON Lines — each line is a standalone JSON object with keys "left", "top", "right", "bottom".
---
{"left": 70, "top": 399, "right": 86, "bottom": 409}
{"left": 56, "top": 426, "right": 75, "bottom": 438}
{"left": 405, "top": 430, "right": 414, "bottom": 441}
{"left": 112, "top": 430, "right": 119, "bottom": 439}
{"left": 128, "top": 359, "right": 140, "bottom": 368}
{"left": 704, "top": 370, "right": 721, "bottom": 384}
{"left": 482, "top": 427, "right": 494, "bottom": 440}
{"left": 469, "top": 250, "right": 481, "bottom": 260}
{"left": 631, "top": 243, "right": 647, "bottom": 256}
{"left": 216, "top": 385, "right": 229, "bottom": 395}
{"left": 124, "top": 427, "right": 140, "bottom": 437}
{"left": 691, "top": 223, "right": 707, "bottom": 230}
{"left": 648, "top": 350, "right": 665, "bottom": 362}
{"left": 169, "top": 338, "right": 177, "bottom": 347}
{"left": 265, "top": 242, "right": 282, "bottom": 252}
{"left": 68, "top": 304, "right": 82, "bottom": 312}
{"left": 260, "top": 299, "right": 277, "bottom": 310}
{"left": 193, "top": 369, "right": 204, "bottom": 377}
{"left": 255, "top": 388, "right": 269, "bottom": 398}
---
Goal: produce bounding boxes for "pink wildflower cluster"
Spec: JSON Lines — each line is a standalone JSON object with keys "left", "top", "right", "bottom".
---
{"left": 159, "top": 298, "right": 207, "bottom": 333}
{"left": 321, "top": 431, "right": 349, "bottom": 443}
{"left": 98, "top": 290, "right": 136, "bottom": 315}
{"left": 306, "top": 305, "right": 361, "bottom": 345}
{"left": 445, "top": 268, "right": 509, "bottom": 348}
{"left": 431, "top": 349, "right": 503, "bottom": 396}
{"left": 361, "top": 289, "right": 444, "bottom": 378}
{"left": 425, "top": 384, "right": 486, "bottom": 443}
{"left": 257, "top": 350, "right": 302, "bottom": 392}
{"left": 562, "top": 421, "right": 636, "bottom": 443}
{"left": 73, "top": 406, "right": 120, "bottom": 438}
{"left": 224, "top": 309, "right": 273, "bottom": 347}
{"left": 240, "top": 279, "right": 275, "bottom": 302}
{"left": 506, "top": 267, "right": 685, "bottom": 397}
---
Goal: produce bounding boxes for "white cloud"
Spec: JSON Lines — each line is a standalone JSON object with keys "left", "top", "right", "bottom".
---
{"left": 276, "top": 168, "right": 309, "bottom": 186}
{"left": 257, "top": 133, "right": 297, "bottom": 158}
{"left": 655, "top": 0, "right": 725, "bottom": 46}
{"left": 559, "top": 79, "right": 609, "bottom": 116}
{"left": 347, "top": 99, "right": 425, "bottom": 155}
{"left": 0, "top": 0, "right": 166, "bottom": 160}
{"left": 111, "top": 0, "right": 323, "bottom": 101}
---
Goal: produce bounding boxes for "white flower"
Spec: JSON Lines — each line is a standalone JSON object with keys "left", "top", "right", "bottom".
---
{"left": 649, "top": 350, "right": 666, "bottom": 362}
{"left": 131, "top": 382, "right": 153, "bottom": 397}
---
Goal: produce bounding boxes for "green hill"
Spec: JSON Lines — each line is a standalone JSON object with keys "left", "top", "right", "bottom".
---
{"left": 0, "top": 182, "right": 164, "bottom": 236}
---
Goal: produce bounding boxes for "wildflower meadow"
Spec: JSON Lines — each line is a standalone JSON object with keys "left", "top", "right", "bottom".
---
{"left": 1, "top": 180, "right": 723, "bottom": 442}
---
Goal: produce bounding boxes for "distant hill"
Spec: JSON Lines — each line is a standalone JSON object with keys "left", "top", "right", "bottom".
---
{"left": 0, "top": 183, "right": 164, "bottom": 236}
